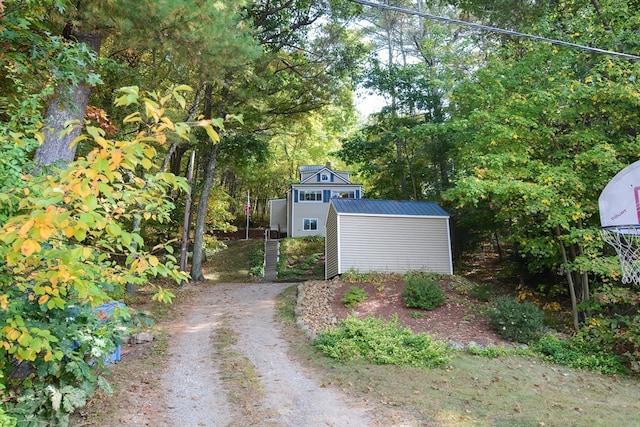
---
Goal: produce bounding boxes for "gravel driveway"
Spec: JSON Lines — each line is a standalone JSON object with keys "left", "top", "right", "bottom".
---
{"left": 160, "top": 282, "right": 378, "bottom": 427}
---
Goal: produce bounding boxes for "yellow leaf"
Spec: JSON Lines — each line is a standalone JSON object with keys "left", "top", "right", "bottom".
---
{"left": 136, "top": 258, "right": 148, "bottom": 274}
{"left": 38, "top": 295, "right": 49, "bottom": 305}
{"left": 21, "top": 239, "right": 41, "bottom": 257}
{"left": 149, "top": 255, "right": 159, "bottom": 267}
{"left": 38, "top": 225, "right": 53, "bottom": 241}
{"left": 18, "top": 220, "right": 34, "bottom": 238}
{"left": 123, "top": 112, "right": 142, "bottom": 123}
{"left": 111, "top": 150, "right": 123, "bottom": 169}
{"left": 6, "top": 328, "right": 20, "bottom": 341}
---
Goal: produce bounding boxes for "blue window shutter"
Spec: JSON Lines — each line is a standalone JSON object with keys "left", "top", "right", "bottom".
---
{"left": 294, "top": 190, "right": 299, "bottom": 202}
{"left": 330, "top": 174, "right": 334, "bottom": 182}
{"left": 323, "top": 190, "right": 331, "bottom": 202}
{"left": 317, "top": 174, "right": 321, "bottom": 182}
{"left": 356, "top": 189, "right": 361, "bottom": 199}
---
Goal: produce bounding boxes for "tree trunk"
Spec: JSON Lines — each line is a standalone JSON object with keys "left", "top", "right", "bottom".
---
{"left": 35, "top": 27, "right": 102, "bottom": 166}
{"left": 556, "top": 226, "right": 580, "bottom": 331}
{"left": 189, "top": 82, "right": 217, "bottom": 282}
{"left": 180, "top": 150, "right": 196, "bottom": 275}
{"left": 190, "top": 144, "right": 218, "bottom": 281}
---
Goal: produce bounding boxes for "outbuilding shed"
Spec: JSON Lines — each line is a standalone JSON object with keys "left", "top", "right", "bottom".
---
{"left": 325, "top": 198, "right": 453, "bottom": 279}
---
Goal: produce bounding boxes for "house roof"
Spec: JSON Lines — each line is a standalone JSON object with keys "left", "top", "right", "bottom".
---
{"left": 330, "top": 198, "right": 449, "bottom": 217}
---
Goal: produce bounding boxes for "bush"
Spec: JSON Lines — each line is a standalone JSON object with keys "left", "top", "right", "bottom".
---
{"left": 402, "top": 273, "right": 446, "bottom": 311}
{"left": 341, "top": 286, "right": 368, "bottom": 308}
{"left": 580, "top": 314, "right": 640, "bottom": 374}
{"left": 532, "top": 334, "right": 626, "bottom": 375}
{"left": 488, "top": 296, "right": 545, "bottom": 343}
{"left": 313, "top": 315, "right": 451, "bottom": 368}
{"left": 248, "top": 245, "right": 264, "bottom": 278}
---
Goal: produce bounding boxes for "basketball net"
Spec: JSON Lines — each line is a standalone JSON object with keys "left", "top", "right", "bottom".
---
{"left": 600, "top": 225, "right": 640, "bottom": 285}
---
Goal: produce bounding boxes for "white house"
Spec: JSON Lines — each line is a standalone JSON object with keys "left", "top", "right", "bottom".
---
{"left": 325, "top": 198, "right": 453, "bottom": 279}
{"left": 269, "top": 164, "right": 363, "bottom": 238}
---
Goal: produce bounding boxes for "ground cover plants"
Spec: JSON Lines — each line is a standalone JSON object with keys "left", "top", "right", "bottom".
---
{"left": 313, "top": 316, "right": 451, "bottom": 368}
{"left": 341, "top": 286, "right": 368, "bottom": 307}
{"left": 276, "top": 236, "right": 325, "bottom": 281}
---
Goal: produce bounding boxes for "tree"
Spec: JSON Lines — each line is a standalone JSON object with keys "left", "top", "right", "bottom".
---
{"left": 0, "top": 85, "right": 219, "bottom": 422}
{"left": 444, "top": 0, "right": 640, "bottom": 328}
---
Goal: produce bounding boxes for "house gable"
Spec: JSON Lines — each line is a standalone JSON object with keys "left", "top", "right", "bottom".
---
{"left": 300, "top": 166, "right": 351, "bottom": 185}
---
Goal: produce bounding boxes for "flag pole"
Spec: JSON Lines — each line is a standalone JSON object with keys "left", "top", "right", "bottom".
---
{"left": 245, "top": 191, "right": 250, "bottom": 240}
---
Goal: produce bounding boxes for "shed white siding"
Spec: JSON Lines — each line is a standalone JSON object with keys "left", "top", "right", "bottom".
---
{"left": 325, "top": 199, "right": 453, "bottom": 278}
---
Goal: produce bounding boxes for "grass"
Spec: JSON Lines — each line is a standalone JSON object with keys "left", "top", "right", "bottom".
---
{"left": 212, "top": 321, "right": 279, "bottom": 426}
{"left": 203, "top": 239, "right": 263, "bottom": 282}
{"left": 274, "top": 280, "right": 640, "bottom": 426}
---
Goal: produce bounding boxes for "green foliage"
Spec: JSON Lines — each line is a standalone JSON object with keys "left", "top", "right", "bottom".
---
{"left": 203, "top": 235, "right": 227, "bottom": 259}
{"left": 402, "top": 273, "right": 446, "bottom": 311}
{"left": 249, "top": 245, "right": 265, "bottom": 278}
{"left": 341, "top": 286, "right": 368, "bottom": 308}
{"left": 277, "top": 236, "right": 325, "bottom": 280}
{"left": 0, "top": 86, "right": 219, "bottom": 424}
{"left": 313, "top": 316, "right": 451, "bottom": 368}
{"left": 488, "top": 296, "right": 546, "bottom": 343}
{"left": 469, "top": 283, "right": 495, "bottom": 302}
{"left": 341, "top": 269, "right": 398, "bottom": 284}
{"left": 579, "top": 313, "right": 640, "bottom": 374}
{"left": 532, "top": 334, "right": 627, "bottom": 375}
{"left": 465, "top": 344, "right": 527, "bottom": 358}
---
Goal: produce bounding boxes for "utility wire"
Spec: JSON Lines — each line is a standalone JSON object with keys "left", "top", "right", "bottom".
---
{"left": 350, "top": 0, "right": 640, "bottom": 61}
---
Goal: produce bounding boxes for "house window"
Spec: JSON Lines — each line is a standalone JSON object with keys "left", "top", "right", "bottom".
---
{"left": 321, "top": 173, "right": 330, "bottom": 182}
{"left": 300, "top": 190, "right": 322, "bottom": 201}
{"left": 332, "top": 190, "right": 355, "bottom": 199}
{"left": 303, "top": 218, "right": 318, "bottom": 231}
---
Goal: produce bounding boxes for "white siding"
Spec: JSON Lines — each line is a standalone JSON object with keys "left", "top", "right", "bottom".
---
{"left": 325, "top": 206, "right": 340, "bottom": 278}
{"left": 338, "top": 215, "right": 452, "bottom": 275}
{"left": 269, "top": 199, "right": 287, "bottom": 232}
{"left": 290, "top": 201, "right": 329, "bottom": 237}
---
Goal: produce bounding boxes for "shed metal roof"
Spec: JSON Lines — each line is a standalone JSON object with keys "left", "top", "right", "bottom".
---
{"left": 330, "top": 198, "right": 449, "bottom": 217}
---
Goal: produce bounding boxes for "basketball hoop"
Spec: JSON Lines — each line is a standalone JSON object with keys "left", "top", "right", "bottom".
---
{"left": 600, "top": 225, "right": 640, "bottom": 285}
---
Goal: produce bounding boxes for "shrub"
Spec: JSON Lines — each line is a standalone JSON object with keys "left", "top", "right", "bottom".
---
{"left": 488, "top": 296, "right": 545, "bottom": 343}
{"left": 532, "top": 334, "right": 626, "bottom": 375}
{"left": 0, "top": 86, "right": 209, "bottom": 423}
{"left": 341, "top": 286, "right": 368, "bottom": 308}
{"left": 469, "top": 283, "right": 495, "bottom": 301}
{"left": 248, "top": 245, "right": 264, "bottom": 278}
{"left": 580, "top": 314, "right": 640, "bottom": 374}
{"left": 313, "top": 315, "right": 451, "bottom": 368}
{"left": 402, "top": 273, "right": 446, "bottom": 311}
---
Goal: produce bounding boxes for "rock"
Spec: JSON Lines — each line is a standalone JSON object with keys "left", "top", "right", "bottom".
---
{"left": 130, "top": 332, "right": 154, "bottom": 344}
{"left": 295, "top": 280, "right": 339, "bottom": 339}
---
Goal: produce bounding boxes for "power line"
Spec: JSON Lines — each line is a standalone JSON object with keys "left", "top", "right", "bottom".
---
{"left": 350, "top": 0, "right": 640, "bottom": 61}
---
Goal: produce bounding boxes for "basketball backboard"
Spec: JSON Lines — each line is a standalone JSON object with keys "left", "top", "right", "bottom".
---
{"left": 599, "top": 160, "right": 640, "bottom": 227}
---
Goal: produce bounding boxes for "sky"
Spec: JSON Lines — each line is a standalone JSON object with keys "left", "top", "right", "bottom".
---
{"left": 354, "top": 88, "right": 387, "bottom": 119}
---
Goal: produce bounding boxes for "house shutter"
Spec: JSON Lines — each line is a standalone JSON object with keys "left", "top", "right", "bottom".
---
{"left": 330, "top": 174, "right": 334, "bottom": 182}
{"left": 323, "top": 190, "right": 331, "bottom": 202}
{"left": 317, "top": 174, "right": 321, "bottom": 182}
{"left": 294, "top": 190, "right": 299, "bottom": 202}
{"left": 355, "top": 189, "right": 361, "bottom": 199}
